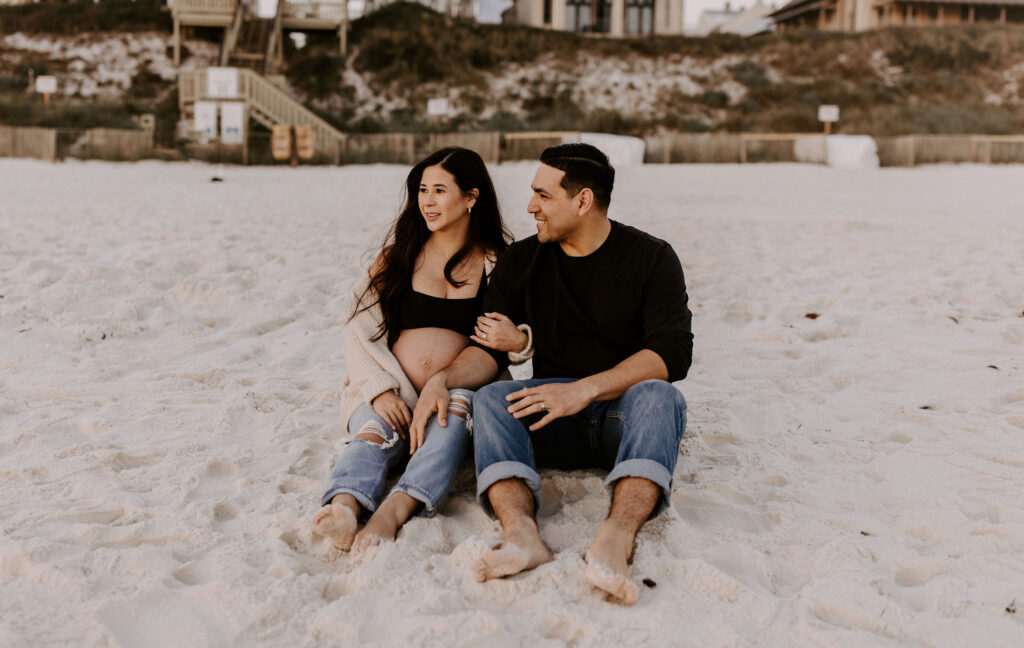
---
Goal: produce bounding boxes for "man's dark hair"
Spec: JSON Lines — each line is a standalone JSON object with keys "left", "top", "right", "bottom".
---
{"left": 539, "top": 143, "right": 615, "bottom": 211}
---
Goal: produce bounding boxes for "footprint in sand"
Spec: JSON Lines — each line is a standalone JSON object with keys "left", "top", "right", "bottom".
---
{"left": 894, "top": 563, "right": 948, "bottom": 588}
{"left": 212, "top": 502, "right": 237, "bottom": 524}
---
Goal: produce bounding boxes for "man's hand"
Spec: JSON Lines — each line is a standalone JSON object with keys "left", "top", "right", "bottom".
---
{"left": 471, "top": 312, "right": 528, "bottom": 353}
{"left": 371, "top": 391, "right": 411, "bottom": 438}
{"left": 409, "top": 373, "right": 450, "bottom": 455}
{"left": 506, "top": 381, "right": 596, "bottom": 431}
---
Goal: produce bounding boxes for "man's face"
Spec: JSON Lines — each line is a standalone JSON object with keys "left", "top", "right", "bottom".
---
{"left": 527, "top": 164, "right": 582, "bottom": 244}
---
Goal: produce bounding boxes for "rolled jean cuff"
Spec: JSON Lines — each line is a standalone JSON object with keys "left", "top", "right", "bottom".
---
{"left": 477, "top": 461, "right": 542, "bottom": 517}
{"left": 604, "top": 458, "right": 673, "bottom": 519}
{"left": 321, "top": 486, "right": 376, "bottom": 512}
{"left": 390, "top": 484, "right": 438, "bottom": 518}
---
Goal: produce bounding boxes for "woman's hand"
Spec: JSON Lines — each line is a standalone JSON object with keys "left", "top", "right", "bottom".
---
{"left": 371, "top": 391, "right": 411, "bottom": 438}
{"left": 409, "top": 373, "right": 450, "bottom": 455}
{"left": 471, "top": 312, "right": 528, "bottom": 353}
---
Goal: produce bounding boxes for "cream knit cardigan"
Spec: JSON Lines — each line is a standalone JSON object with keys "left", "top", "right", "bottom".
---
{"left": 340, "top": 256, "right": 530, "bottom": 432}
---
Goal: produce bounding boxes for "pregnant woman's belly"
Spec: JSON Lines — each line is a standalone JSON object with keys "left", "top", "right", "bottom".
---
{"left": 392, "top": 328, "right": 469, "bottom": 392}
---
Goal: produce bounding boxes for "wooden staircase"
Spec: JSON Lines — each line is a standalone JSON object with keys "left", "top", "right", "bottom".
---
{"left": 179, "top": 67, "right": 346, "bottom": 160}
{"left": 218, "top": 3, "right": 284, "bottom": 74}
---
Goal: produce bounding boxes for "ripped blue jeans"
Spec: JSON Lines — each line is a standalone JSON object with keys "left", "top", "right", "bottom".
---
{"left": 321, "top": 389, "right": 473, "bottom": 517}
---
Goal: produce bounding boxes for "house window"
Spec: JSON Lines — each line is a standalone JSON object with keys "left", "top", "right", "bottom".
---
{"left": 626, "top": 0, "right": 654, "bottom": 33}
{"left": 545, "top": 0, "right": 552, "bottom": 24}
{"left": 566, "top": 0, "right": 613, "bottom": 32}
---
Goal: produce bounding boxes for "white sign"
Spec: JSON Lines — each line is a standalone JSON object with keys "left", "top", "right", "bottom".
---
{"left": 194, "top": 101, "right": 218, "bottom": 137}
{"left": 207, "top": 67, "right": 239, "bottom": 99}
{"left": 35, "top": 75, "right": 57, "bottom": 94}
{"left": 818, "top": 104, "right": 840, "bottom": 123}
{"left": 220, "top": 102, "right": 246, "bottom": 145}
{"left": 427, "top": 98, "right": 450, "bottom": 117}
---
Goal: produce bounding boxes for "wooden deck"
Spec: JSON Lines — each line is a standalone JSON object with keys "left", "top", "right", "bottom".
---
{"left": 172, "top": 1, "right": 348, "bottom": 66}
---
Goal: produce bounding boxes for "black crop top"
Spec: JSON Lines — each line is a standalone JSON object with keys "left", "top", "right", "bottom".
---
{"left": 397, "top": 271, "right": 486, "bottom": 336}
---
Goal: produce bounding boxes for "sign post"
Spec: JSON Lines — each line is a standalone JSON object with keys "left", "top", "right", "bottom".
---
{"left": 35, "top": 75, "right": 57, "bottom": 107}
{"left": 818, "top": 104, "right": 840, "bottom": 135}
{"left": 427, "top": 98, "right": 450, "bottom": 130}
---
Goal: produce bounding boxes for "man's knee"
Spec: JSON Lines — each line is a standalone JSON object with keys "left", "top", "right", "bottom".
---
{"left": 623, "top": 379, "right": 686, "bottom": 410}
{"left": 475, "top": 381, "right": 518, "bottom": 415}
{"left": 615, "top": 380, "right": 687, "bottom": 446}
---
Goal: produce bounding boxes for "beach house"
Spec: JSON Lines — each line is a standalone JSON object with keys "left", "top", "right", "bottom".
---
{"left": 510, "top": 0, "right": 685, "bottom": 35}
{"left": 771, "top": 0, "right": 1024, "bottom": 30}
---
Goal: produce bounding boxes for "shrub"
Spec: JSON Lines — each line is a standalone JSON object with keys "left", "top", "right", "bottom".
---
{"left": 0, "top": 0, "right": 170, "bottom": 34}
{"left": 700, "top": 90, "right": 729, "bottom": 108}
{"left": 729, "top": 60, "right": 769, "bottom": 88}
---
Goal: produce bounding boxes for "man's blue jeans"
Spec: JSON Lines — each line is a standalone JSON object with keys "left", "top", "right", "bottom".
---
{"left": 473, "top": 378, "right": 687, "bottom": 518}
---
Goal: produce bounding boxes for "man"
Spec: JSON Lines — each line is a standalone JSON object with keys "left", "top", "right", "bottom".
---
{"left": 410, "top": 143, "right": 692, "bottom": 605}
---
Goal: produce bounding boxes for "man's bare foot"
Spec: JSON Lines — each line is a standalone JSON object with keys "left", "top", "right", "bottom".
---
{"left": 352, "top": 493, "right": 421, "bottom": 554}
{"left": 312, "top": 495, "right": 359, "bottom": 551}
{"left": 584, "top": 520, "right": 639, "bottom": 605}
{"left": 472, "top": 520, "right": 553, "bottom": 582}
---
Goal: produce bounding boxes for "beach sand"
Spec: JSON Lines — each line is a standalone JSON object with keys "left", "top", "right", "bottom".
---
{"left": 1, "top": 158, "right": 1022, "bottom": 646}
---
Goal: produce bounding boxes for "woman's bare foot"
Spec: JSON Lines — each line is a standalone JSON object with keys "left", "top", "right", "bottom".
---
{"left": 584, "top": 520, "right": 639, "bottom": 605}
{"left": 311, "top": 494, "right": 360, "bottom": 551}
{"left": 352, "top": 492, "right": 421, "bottom": 554}
{"left": 472, "top": 518, "right": 553, "bottom": 582}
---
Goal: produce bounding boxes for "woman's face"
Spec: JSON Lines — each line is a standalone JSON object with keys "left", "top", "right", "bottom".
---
{"left": 418, "top": 165, "right": 476, "bottom": 234}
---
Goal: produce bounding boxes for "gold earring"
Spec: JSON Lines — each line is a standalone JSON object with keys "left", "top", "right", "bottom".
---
{"left": 468, "top": 205, "right": 472, "bottom": 214}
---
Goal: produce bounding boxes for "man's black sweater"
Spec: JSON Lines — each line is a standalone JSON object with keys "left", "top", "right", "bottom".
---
{"left": 477, "top": 220, "right": 693, "bottom": 382}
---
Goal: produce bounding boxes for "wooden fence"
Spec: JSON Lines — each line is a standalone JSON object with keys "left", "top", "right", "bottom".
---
{"left": 339, "top": 131, "right": 513, "bottom": 165}
{"left": 644, "top": 133, "right": 827, "bottom": 164}
{"left": 876, "top": 135, "right": 1024, "bottom": 167}
{"left": 503, "top": 132, "right": 580, "bottom": 162}
{"left": 0, "top": 126, "right": 58, "bottom": 161}
{"left": 0, "top": 125, "right": 153, "bottom": 162}
{"left": 73, "top": 128, "right": 154, "bottom": 161}
{"left": 8, "top": 124, "right": 1024, "bottom": 167}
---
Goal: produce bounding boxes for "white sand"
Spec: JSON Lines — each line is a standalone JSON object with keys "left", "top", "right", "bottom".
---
{"left": 1, "top": 159, "right": 1023, "bottom": 647}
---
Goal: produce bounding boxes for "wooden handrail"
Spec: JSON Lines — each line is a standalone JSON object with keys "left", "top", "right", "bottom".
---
{"left": 173, "top": 0, "right": 236, "bottom": 13}
{"left": 282, "top": 1, "right": 346, "bottom": 20}
{"left": 179, "top": 68, "right": 345, "bottom": 152}
{"left": 219, "top": 3, "right": 245, "bottom": 66}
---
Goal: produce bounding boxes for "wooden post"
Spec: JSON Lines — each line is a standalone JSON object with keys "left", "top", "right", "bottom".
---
{"left": 937, "top": 5, "right": 943, "bottom": 24}
{"left": 173, "top": 17, "right": 181, "bottom": 66}
{"left": 242, "top": 104, "right": 249, "bottom": 166}
{"left": 740, "top": 136, "right": 747, "bottom": 164}
{"left": 1000, "top": 7, "right": 1007, "bottom": 23}
{"left": 339, "top": 0, "right": 349, "bottom": 57}
{"left": 968, "top": 6, "right": 975, "bottom": 23}
{"left": 290, "top": 125, "right": 298, "bottom": 167}
{"left": 663, "top": 135, "right": 670, "bottom": 164}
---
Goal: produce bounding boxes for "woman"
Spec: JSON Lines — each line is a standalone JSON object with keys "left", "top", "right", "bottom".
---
{"left": 313, "top": 147, "right": 532, "bottom": 554}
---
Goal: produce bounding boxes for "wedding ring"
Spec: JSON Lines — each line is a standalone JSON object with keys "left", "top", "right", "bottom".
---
{"left": 481, "top": 333, "right": 488, "bottom": 340}
{"left": 539, "top": 402, "right": 546, "bottom": 410}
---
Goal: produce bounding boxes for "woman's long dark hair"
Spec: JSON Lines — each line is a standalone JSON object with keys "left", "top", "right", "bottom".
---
{"left": 354, "top": 147, "right": 512, "bottom": 346}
